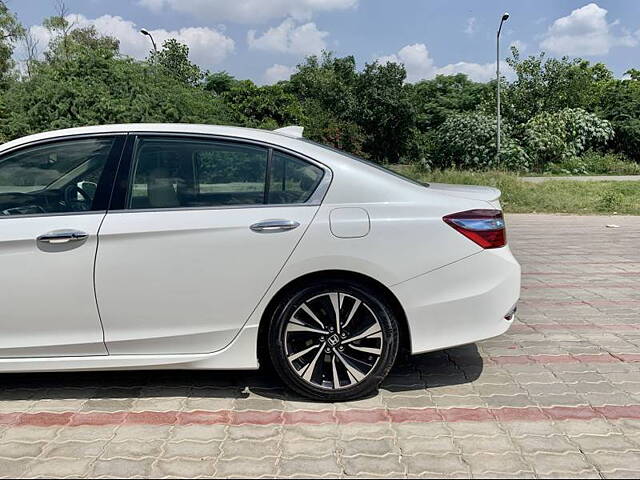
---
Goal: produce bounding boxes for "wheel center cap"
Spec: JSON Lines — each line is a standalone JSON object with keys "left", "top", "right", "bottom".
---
{"left": 327, "top": 334, "right": 341, "bottom": 347}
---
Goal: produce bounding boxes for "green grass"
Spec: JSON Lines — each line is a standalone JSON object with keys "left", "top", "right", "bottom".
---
{"left": 394, "top": 166, "right": 640, "bottom": 215}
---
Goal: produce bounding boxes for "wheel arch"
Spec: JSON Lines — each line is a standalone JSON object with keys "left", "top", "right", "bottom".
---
{"left": 257, "top": 269, "right": 411, "bottom": 368}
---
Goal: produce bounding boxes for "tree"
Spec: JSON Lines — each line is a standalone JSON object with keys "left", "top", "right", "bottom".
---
{"left": 410, "top": 73, "right": 490, "bottom": 132}
{"left": 149, "top": 39, "right": 204, "bottom": 86}
{"left": 504, "top": 47, "right": 613, "bottom": 126}
{"left": 289, "top": 52, "right": 358, "bottom": 121}
{"left": 222, "top": 80, "right": 305, "bottom": 129}
{"left": 204, "top": 71, "right": 237, "bottom": 95}
{"left": 598, "top": 77, "right": 640, "bottom": 160}
{"left": 0, "top": 26, "right": 230, "bottom": 139}
{"left": 354, "top": 61, "right": 415, "bottom": 163}
{"left": 286, "top": 52, "right": 366, "bottom": 154}
{"left": 0, "top": 0, "right": 24, "bottom": 87}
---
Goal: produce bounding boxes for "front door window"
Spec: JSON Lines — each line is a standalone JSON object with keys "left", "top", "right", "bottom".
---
{"left": 0, "top": 137, "right": 116, "bottom": 216}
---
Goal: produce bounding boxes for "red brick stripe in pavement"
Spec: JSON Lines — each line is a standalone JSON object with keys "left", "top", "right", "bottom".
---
{"left": 521, "top": 299, "right": 640, "bottom": 306}
{"left": 1, "top": 405, "right": 639, "bottom": 427}
{"left": 510, "top": 323, "right": 640, "bottom": 332}
{"left": 522, "top": 283, "right": 634, "bottom": 289}
{"left": 522, "top": 272, "right": 640, "bottom": 276}
{"left": 487, "top": 353, "right": 640, "bottom": 364}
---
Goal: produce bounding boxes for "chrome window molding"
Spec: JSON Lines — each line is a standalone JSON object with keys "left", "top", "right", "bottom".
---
{"left": 107, "top": 203, "right": 320, "bottom": 215}
{"left": 0, "top": 210, "right": 107, "bottom": 220}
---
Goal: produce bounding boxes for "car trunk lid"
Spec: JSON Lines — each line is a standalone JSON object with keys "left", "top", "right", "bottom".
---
{"left": 428, "top": 182, "right": 501, "bottom": 204}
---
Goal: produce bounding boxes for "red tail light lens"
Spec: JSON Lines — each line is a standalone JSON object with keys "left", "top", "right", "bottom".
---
{"left": 443, "top": 209, "right": 506, "bottom": 249}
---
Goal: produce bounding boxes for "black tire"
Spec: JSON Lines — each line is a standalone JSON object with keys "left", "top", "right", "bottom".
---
{"left": 268, "top": 280, "right": 399, "bottom": 401}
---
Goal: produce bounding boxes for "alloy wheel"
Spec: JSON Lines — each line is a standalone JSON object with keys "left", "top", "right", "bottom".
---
{"left": 284, "top": 292, "right": 384, "bottom": 390}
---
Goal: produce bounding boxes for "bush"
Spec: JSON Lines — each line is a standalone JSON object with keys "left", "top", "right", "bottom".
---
{"left": 433, "top": 112, "right": 530, "bottom": 171}
{"left": 524, "top": 108, "right": 614, "bottom": 170}
{"left": 545, "top": 151, "right": 640, "bottom": 175}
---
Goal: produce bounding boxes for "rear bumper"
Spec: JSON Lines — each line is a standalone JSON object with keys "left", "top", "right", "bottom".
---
{"left": 390, "top": 247, "right": 521, "bottom": 355}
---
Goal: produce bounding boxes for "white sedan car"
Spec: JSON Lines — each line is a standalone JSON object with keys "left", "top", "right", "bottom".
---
{"left": 0, "top": 124, "right": 520, "bottom": 400}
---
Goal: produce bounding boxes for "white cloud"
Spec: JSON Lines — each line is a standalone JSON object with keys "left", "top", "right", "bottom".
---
{"left": 378, "top": 44, "right": 434, "bottom": 83}
{"left": 377, "top": 43, "right": 510, "bottom": 83}
{"left": 248, "top": 18, "right": 328, "bottom": 55}
{"left": 464, "top": 17, "right": 476, "bottom": 35}
{"left": 435, "top": 62, "right": 506, "bottom": 83}
{"left": 263, "top": 64, "right": 297, "bottom": 84}
{"left": 138, "top": 0, "right": 358, "bottom": 23}
{"left": 540, "top": 2, "right": 638, "bottom": 56}
{"left": 25, "top": 14, "right": 235, "bottom": 69}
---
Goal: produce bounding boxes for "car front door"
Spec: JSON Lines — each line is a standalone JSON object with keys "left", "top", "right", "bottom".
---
{"left": 0, "top": 135, "right": 125, "bottom": 357}
{"left": 95, "top": 135, "right": 328, "bottom": 355}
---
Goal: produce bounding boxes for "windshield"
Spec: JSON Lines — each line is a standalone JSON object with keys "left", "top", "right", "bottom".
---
{"left": 300, "top": 139, "right": 429, "bottom": 188}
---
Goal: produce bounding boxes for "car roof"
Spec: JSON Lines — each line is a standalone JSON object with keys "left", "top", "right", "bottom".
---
{"left": 0, "top": 123, "right": 370, "bottom": 176}
{"left": 0, "top": 124, "right": 311, "bottom": 152}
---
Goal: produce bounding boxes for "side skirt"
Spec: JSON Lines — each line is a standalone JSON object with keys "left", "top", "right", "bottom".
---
{"left": 0, "top": 325, "right": 259, "bottom": 372}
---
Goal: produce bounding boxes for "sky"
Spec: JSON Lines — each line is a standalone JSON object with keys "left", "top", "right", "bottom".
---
{"left": 9, "top": 0, "right": 640, "bottom": 84}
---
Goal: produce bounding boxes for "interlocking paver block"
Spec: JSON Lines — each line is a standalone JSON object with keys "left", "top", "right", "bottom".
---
{"left": 402, "top": 452, "right": 468, "bottom": 476}
{"left": 281, "top": 438, "right": 336, "bottom": 457}
{"left": 397, "top": 436, "right": 457, "bottom": 455}
{"left": 28, "top": 457, "right": 93, "bottom": 478}
{"left": 220, "top": 438, "right": 279, "bottom": 459}
{"left": 0, "top": 441, "right": 46, "bottom": 459}
{"left": 525, "top": 452, "right": 597, "bottom": 475}
{"left": 571, "top": 433, "right": 640, "bottom": 453}
{"left": 163, "top": 440, "right": 221, "bottom": 459}
{"left": 342, "top": 454, "right": 404, "bottom": 476}
{"left": 278, "top": 454, "right": 341, "bottom": 477}
{"left": 44, "top": 440, "right": 107, "bottom": 458}
{"left": 92, "top": 457, "right": 155, "bottom": 478}
{"left": 585, "top": 451, "right": 640, "bottom": 473}
{"left": 214, "top": 456, "right": 278, "bottom": 478}
{"left": 513, "top": 434, "right": 580, "bottom": 455}
{"left": 152, "top": 458, "right": 216, "bottom": 478}
{"left": 339, "top": 437, "right": 399, "bottom": 457}
{"left": 0, "top": 458, "right": 30, "bottom": 478}
{"left": 463, "top": 451, "right": 532, "bottom": 475}
{"left": 457, "top": 434, "right": 518, "bottom": 454}
{"left": 391, "top": 421, "right": 450, "bottom": 439}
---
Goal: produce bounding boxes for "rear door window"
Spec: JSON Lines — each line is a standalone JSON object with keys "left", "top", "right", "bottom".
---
{"left": 128, "top": 137, "right": 268, "bottom": 209}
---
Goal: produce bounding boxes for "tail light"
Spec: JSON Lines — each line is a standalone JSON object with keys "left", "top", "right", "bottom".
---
{"left": 443, "top": 209, "right": 506, "bottom": 249}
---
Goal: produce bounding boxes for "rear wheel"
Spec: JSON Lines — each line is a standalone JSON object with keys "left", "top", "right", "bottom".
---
{"left": 268, "top": 280, "right": 399, "bottom": 401}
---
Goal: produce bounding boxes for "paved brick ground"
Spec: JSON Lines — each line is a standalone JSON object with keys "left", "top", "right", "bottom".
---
{"left": 1, "top": 213, "right": 639, "bottom": 478}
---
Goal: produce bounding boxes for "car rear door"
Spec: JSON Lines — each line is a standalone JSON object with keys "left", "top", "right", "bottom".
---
{"left": 0, "top": 135, "right": 125, "bottom": 357}
{"left": 95, "top": 134, "right": 328, "bottom": 354}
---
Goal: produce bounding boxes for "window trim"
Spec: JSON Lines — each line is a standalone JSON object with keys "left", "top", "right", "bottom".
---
{"left": 0, "top": 134, "right": 127, "bottom": 220}
{"left": 111, "top": 133, "right": 332, "bottom": 213}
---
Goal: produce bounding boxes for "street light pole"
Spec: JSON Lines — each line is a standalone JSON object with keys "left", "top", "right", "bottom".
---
{"left": 496, "top": 12, "right": 509, "bottom": 164}
{"left": 140, "top": 28, "right": 158, "bottom": 53}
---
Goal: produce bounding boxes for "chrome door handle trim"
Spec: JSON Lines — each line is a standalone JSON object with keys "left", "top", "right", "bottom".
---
{"left": 37, "top": 230, "right": 89, "bottom": 244}
{"left": 250, "top": 220, "right": 300, "bottom": 233}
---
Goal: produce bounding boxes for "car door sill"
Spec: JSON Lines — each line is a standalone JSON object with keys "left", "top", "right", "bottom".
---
{"left": 0, "top": 326, "right": 260, "bottom": 372}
